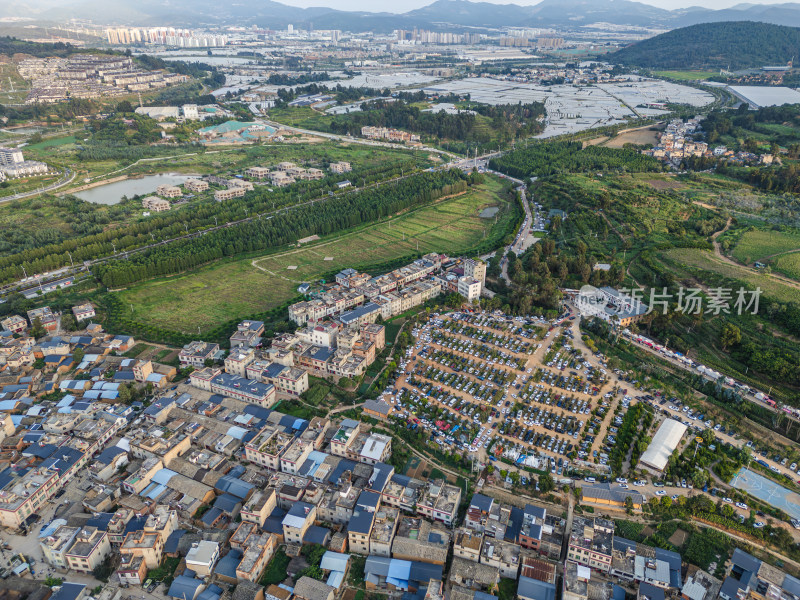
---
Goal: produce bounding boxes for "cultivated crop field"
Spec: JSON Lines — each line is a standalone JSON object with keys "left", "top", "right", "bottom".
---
{"left": 661, "top": 248, "right": 800, "bottom": 304}
{"left": 116, "top": 179, "right": 512, "bottom": 333}
{"left": 732, "top": 229, "right": 800, "bottom": 265}
{"left": 653, "top": 70, "right": 717, "bottom": 81}
{"left": 773, "top": 253, "right": 800, "bottom": 280}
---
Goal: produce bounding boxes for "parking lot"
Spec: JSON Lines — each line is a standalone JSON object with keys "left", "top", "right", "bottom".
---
{"left": 382, "top": 311, "right": 626, "bottom": 476}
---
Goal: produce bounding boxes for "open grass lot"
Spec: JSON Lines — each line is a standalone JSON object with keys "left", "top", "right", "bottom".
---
{"left": 732, "top": 230, "right": 800, "bottom": 265}
{"left": 0, "top": 63, "right": 28, "bottom": 104}
{"left": 661, "top": 248, "right": 800, "bottom": 304}
{"left": 116, "top": 178, "right": 512, "bottom": 333}
{"left": 653, "top": 70, "right": 717, "bottom": 81}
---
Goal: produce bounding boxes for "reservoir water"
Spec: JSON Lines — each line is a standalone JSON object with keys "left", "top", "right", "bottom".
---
{"left": 74, "top": 173, "right": 195, "bottom": 205}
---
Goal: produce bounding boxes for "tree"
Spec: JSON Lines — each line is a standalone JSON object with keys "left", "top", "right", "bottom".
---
{"left": 61, "top": 313, "right": 77, "bottom": 332}
{"left": 538, "top": 472, "right": 555, "bottom": 493}
{"left": 719, "top": 322, "right": 742, "bottom": 349}
{"left": 204, "top": 358, "right": 216, "bottom": 367}
{"left": 624, "top": 497, "right": 634, "bottom": 515}
{"left": 30, "top": 316, "right": 45, "bottom": 339}
{"left": 72, "top": 347, "right": 85, "bottom": 365}
{"left": 116, "top": 100, "right": 133, "bottom": 113}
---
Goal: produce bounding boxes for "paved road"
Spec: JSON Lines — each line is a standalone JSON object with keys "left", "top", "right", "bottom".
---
{"left": 0, "top": 168, "right": 74, "bottom": 203}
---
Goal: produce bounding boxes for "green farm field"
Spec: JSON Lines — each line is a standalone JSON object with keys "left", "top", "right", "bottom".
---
{"left": 653, "top": 70, "right": 717, "bottom": 81}
{"left": 773, "top": 252, "right": 800, "bottom": 280}
{"left": 732, "top": 229, "right": 800, "bottom": 265}
{"left": 116, "top": 178, "right": 512, "bottom": 333}
{"left": 661, "top": 248, "right": 800, "bottom": 304}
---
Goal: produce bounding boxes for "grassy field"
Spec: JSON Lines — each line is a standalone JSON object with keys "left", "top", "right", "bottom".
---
{"left": 732, "top": 229, "right": 800, "bottom": 265}
{"left": 653, "top": 70, "right": 717, "bottom": 81}
{"left": 115, "top": 178, "right": 512, "bottom": 333}
{"left": 0, "top": 63, "right": 28, "bottom": 104}
{"left": 661, "top": 248, "right": 800, "bottom": 304}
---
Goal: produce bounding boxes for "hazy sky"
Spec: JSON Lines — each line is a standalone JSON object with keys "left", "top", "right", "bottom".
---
{"left": 280, "top": 0, "right": 782, "bottom": 12}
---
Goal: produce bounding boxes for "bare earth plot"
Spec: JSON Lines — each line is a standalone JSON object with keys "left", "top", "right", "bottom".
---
{"left": 117, "top": 181, "right": 509, "bottom": 334}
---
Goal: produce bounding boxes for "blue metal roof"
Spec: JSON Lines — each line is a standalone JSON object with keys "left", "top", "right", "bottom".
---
{"left": 215, "top": 475, "right": 254, "bottom": 499}
{"left": 321, "top": 551, "right": 350, "bottom": 572}
{"left": 168, "top": 575, "right": 204, "bottom": 600}
{"left": 470, "top": 493, "right": 493, "bottom": 512}
{"left": 164, "top": 529, "right": 186, "bottom": 554}
{"left": 517, "top": 577, "right": 556, "bottom": 600}
{"left": 201, "top": 507, "right": 224, "bottom": 526}
{"left": 303, "top": 525, "right": 331, "bottom": 545}
{"left": 214, "top": 493, "right": 242, "bottom": 514}
{"left": 51, "top": 583, "right": 86, "bottom": 600}
{"left": 214, "top": 549, "right": 242, "bottom": 578}
{"left": 348, "top": 510, "right": 374, "bottom": 535}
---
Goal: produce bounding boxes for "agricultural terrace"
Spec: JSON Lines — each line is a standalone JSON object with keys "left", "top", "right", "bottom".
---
{"left": 390, "top": 311, "right": 616, "bottom": 469}
{"left": 115, "top": 177, "right": 516, "bottom": 334}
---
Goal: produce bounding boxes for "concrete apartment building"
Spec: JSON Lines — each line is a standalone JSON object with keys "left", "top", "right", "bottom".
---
{"left": 241, "top": 489, "right": 277, "bottom": 527}
{"left": 64, "top": 526, "right": 111, "bottom": 574}
{"left": 480, "top": 537, "right": 521, "bottom": 578}
{"left": 41, "top": 525, "right": 80, "bottom": 569}
{"left": 1, "top": 315, "right": 27, "bottom": 333}
{"left": 369, "top": 506, "right": 400, "bottom": 557}
{"left": 226, "top": 348, "right": 255, "bottom": 377}
{"left": 329, "top": 161, "right": 351, "bottom": 173}
{"left": 215, "top": 186, "right": 246, "bottom": 201}
{"left": 186, "top": 540, "right": 220, "bottom": 577}
{"left": 237, "top": 533, "right": 276, "bottom": 582}
{"left": 283, "top": 502, "right": 317, "bottom": 544}
{"left": 179, "top": 341, "right": 220, "bottom": 367}
{"left": 142, "top": 196, "right": 171, "bottom": 212}
{"left": 184, "top": 178, "right": 209, "bottom": 192}
{"left": 457, "top": 277, "right": 482, "bottom": 303}
{"left": 567, "top": 516, "right": 614, "bottom": 572}
{"left": 454, "top": 528, "right": 483, "bottom": 562}
{"left": 391, "top": 516, "right": 451, "bottom": 565}
{"left": 463, "top": 258, "right": 486, "bottom": 286}
{"left": 245, "top": 166, "right": 271, "bottom": 180}
{"left": 156, "top": 184, "right": 182, "bottom": 198}
{"left": 416, "top": 480, "right": 461, "bottom": 526}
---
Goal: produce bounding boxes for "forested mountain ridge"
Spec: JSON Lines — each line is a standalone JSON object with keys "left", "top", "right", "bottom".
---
{"left": 608, "top": 22, "right": 800, "bottom": 70}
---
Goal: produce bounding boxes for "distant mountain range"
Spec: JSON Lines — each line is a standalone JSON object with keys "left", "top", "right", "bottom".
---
{"left": 608, "top": 21, "right": 800, "bottom": 70}
{"left": 7, "top": 0, "right": 800, "bottom": 32}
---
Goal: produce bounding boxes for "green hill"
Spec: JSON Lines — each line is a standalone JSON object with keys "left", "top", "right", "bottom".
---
{"left": 608, "top": 21, "right": 800, "bottom": 70}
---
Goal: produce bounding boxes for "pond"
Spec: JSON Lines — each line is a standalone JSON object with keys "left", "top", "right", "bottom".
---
{"left": 730, "top": 467, "right": 800, "bottom": 520}
{"left": 479, "top": 206, "right": 500, "bottom": 218}
{"left": 74, "top": 173, "right": 197, "bottom": 205}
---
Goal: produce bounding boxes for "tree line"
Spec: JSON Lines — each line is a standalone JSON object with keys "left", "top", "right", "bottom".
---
{"left": 489, "top": 141, "right": 663, "bottom": 179}
{"left": 322, "top": 99, "right": 545, "bottom": 146}
{"left": 92, "top": 169, "right": 469, "bottom": 288}
{"left": 0, "top": 158, "right": 417, "bottom": 285}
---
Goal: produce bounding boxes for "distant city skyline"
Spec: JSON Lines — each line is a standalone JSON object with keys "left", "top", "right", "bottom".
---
{"left": 279, "top": 0, "right": 781, "bottom": 13}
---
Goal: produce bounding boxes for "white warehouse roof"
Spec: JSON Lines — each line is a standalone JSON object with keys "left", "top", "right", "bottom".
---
{"left": 639, "top": 418, "right": 688, "bottom": 472}
{"left": 727, "top": 86, "right": 800, "bottom": 108}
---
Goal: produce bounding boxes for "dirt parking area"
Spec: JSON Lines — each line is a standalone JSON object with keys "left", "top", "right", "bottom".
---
{"left": 604, "top": 128, "right": 659, "bottom": 148}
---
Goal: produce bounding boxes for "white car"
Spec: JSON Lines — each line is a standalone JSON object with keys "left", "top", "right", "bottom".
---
{"left": 655, "top": 490, "right": 666, "bottom": 496}
{"left": 616, "top": 478, "right": 628, "bottom": 483}
{"left": 754, "top": 522, "right": 765, "bottom": 528}
{"left": 723, "top": 497, "right": 733, "bottom": 503}
{"left": 735, "top": 502, "right": 749, "bottom": 510}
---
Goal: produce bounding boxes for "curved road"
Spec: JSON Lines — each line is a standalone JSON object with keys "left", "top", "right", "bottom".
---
{"left": 0, "top": 168, "right": 74, "bottom": 203}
